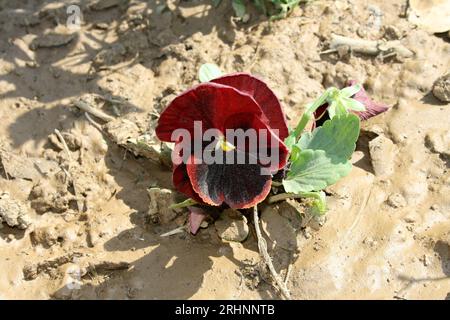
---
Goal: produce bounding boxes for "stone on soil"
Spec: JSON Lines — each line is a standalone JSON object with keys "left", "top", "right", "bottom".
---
{"left": 215, "top": 209, "right": 249, "bottom": 243}
{"left": 0, "top": 192, "right": 32, "bottom": 229}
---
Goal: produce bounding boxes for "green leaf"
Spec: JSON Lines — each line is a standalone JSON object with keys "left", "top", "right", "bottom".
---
{"left": 282, "top": 149, "right": 352, "bottom": 193}
{"left": 232, "top": 0, "right": 246, "bottom": 17}
{"left": 341, "top": 97, "right": 365, "bottom": 112}
{"left": 298, "top": 113, "right": 360, "bottom": 162}
{"left": 198, "top": 63, "right": 222, "bottom": 82}
{"left": 327, "top": 100, "right": 337, "bottom": 119}
{"left": 304, "top": 191, "right": 327, "bottom": 216}
{"left": 340, "top": 84, "right": 361, "bottom": 98}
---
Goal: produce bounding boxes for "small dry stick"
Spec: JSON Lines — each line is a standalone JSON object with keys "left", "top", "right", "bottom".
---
{"left": 253, "top": 205, "right": 292, "bottom": 300}
{"left": 329, "top": 33, "right": 414, "bottom": 58}
{"left": 160, "top": 225, "right": 186, "bottom": 237}
{"left": 267, "top": 192, "right": 303, "bottom": 204}
{"left": 54, "top": 129, "right": 83, "bottom": 213}
{"left": 54, "top": 129, "right": 72, "bottom": 161}
{"left": 284, "top": 263, "right": 293, "bottom": 286}
{"left": 73, "top": 99, "right": 115, "bottom": 122}
{"left": 84, "top": 112, "right": 103, "bottom": 132}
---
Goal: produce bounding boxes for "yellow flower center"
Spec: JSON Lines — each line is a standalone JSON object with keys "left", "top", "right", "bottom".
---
{"left": 218, "top": 136, "right": 235, "bottom": 152}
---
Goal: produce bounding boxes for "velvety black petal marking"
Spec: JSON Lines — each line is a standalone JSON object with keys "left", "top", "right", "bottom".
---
{"left": 186, "top": 153, "right": 272, "bottom": 209}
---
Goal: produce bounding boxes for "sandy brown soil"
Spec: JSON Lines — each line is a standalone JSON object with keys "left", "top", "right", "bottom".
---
{"left": 0, "top": 0, "right": 449, "bottom": 300}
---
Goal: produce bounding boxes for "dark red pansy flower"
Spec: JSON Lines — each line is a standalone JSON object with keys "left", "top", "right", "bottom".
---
{"left": 313, "top": 80, "right": 390, "bottom": 128}
{"left": 156, "top": 73, "right": 289, "bottom": 209}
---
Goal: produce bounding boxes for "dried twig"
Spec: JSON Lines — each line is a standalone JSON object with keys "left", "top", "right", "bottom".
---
{"left": 54, "top": 129, "right": 72, "bottom": 161}
{"left": 329, "top": 33, "right": 414, "bottom": 58}
{"left": 267, "top": 192, "right": 303, "bottom": 204}
{"left": 160, "top": 225, "right": 186, "bottom": 237}
{"left": 284, "top": 263, "right": 293, "bottom": 286}
{"left": 73, "top": 99, "right": 115, "bottom": 122}
{"left": 54, "top": 129, "right": 83, "bottom": 213}
{"left": 84, "top": 112, "right": 103, "bottom": 132}
{"left": 253, "top": 205, "right": 291, "bottom": 300}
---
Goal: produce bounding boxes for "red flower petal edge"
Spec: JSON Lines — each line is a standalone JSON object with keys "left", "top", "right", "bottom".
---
{"left": 347, "top": 80, "right": 390, "bottom": 120}
{"left": 212, "top": 73, "right": 289, "bottom": 140}
{"left": 156, "top": 82, "right": 263, "bottom": 142}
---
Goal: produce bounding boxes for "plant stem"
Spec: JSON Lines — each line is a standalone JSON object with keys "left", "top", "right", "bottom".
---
{"left": 292, "top": 89, "right": 330, "bottom": 140}
{"left": 292, "top": 112, "right": 311, "bottom": 140}
{"left": 253, "top": 205, "right": 292, "bottom": 300}
{"left": 169, "top": 198, "right": 198, "bottom": 210}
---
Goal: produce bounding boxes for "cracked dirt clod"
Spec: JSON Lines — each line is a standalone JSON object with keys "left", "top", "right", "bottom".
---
{"left": 23, "top": 252, "right": 84, "bottom": 280}
{"left": 104, "top": 118, "right": 166, "bottom": 163}
{"left": 147, "top": 188, "right": 177, "bottom": 224}
{"left": 387, "top": 193, "right": 407, "bottom": 208}
{"left": 215, "top": 209, "right": 249, "bottom": 243}
{"left": 30, "top": 224, "right": 69, "bottom": 248}
{"left": 29, "top": 32, "right": 75, "bottom": 50}
{"left": 29, "top": 179, "right": 73, "bottom": 214}
{"left": 0, "top": 152, "right": 59, "bottom": 182}
{"left": 92, "top": 44, "right": 127, "bottom": 69}
{"left": 425, "top": 131, "right": 450, "bottom": 159}
{"left": 432, "top": 73, "right": 450, "bottom": 103}
{"left": 0, "top": 192, "right": 32, "bottom": 229}
{"left": 260, "top": 205, "right": 300, "bottom": 251}
{"left": 369, "top": 135, "right": 398, "bottom": 177}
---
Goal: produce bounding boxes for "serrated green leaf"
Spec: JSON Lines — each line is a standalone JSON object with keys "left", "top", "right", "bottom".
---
{"left": 232, "top": 0, "right": 246, "bottom": 17}
{"left": 283, "top": 149, "right": 352, "bottom": 193}
{"left": 297, "top": 113, "right": 360, "bottom": 162}
{"left": 198, "top": 63, "right": 222, "bottom": 82}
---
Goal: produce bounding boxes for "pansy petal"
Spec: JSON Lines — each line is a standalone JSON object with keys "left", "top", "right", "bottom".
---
{"left": 156, "top": 82, "right": 263, "bottom": 142}
{"left": 212, "top": 73, "right": 289, "bottom": 140}
{"left": 186, "top": 153, "right": 272, "bottom": 209}
{"left": 188, "top": 206, "right": 207, "bottom": 235}
{"left": 224, "top": 113, "right": 289, "bottom": 172}
{"left": 173, "top": 162, "right": 203, "bottom": 203}
{"left": 348, "top": 80, "right": 390, "bottom": 120}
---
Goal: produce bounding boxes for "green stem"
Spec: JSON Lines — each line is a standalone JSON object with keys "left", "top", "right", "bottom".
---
{"left": 169, "top": 198, "right": 198, "bottom": 210}
{"left": 292, "top": 89, "right": 331, "bottom": 141}
{"left": 292, "top": 112, "right": 311, "bottom": 140}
